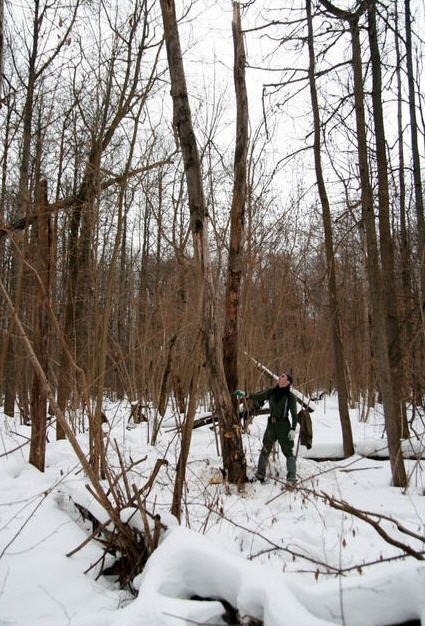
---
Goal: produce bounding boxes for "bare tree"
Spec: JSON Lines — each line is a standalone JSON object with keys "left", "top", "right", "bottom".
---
{"left": 223, "top": 2, "right": 249, "bottom": 403}
{"left": 305, "top": 0, "right": 353, "bottom": 456}
{"left": 320, "top": 0, "right": 407, "bottom": 486}
{"left": 367, "top": 2, "right": 408, "bottom": 437}
{"left": 3, "top": 0, "right": 79, "bottom": 418}
{"left": 29, "top": 178, "right": 52, "bottom": 471}
{"left": 159, "top": 0, "right": 247, "bottom": 484}
{"left": 404, "top": 0, "right": 425, "bottom": 308}
{"left": 394, "top": 1, "right": 415, "bottom": 406}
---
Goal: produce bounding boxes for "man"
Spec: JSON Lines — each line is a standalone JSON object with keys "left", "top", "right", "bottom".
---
{"left": 234, "top": 371, "right": 298, "bottom": 484}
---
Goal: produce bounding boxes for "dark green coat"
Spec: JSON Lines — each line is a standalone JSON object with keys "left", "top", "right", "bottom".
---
{"left": 248, "top": 386, "right": 298, "bottom": 429}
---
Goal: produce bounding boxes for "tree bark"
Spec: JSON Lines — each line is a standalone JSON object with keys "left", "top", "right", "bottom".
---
{"left": 0, "top": 0, "right": 3, "bottom": 105}
{"left": 158, "top": 335, "right": 176, "bottom": 418}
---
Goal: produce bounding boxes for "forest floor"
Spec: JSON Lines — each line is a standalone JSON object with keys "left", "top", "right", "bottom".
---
{"left": 0, "top": 394, "right": 424, "bottom": 625}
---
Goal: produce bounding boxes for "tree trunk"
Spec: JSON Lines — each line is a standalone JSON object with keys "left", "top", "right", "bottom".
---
{"left": 3, "top": 0, "right": 40, "bottom": 417}
{"left": 367, "top": 4, "right": 408, "bottom": 438}
{"left": 158, "top": 335, "right": 176, "bottom": 417}
{"left": 404, "top": 0, "right": 425, "bottom": 308}
{"left": 395, "top": 3, "right": 414, "bottom": 407}
{"left": 29, "top": 179, "right": 51, "bottom": 471}
{"left": 159, "top": 0, "right": 246, "bottom": 484}
{"left": 223, "top": 2, "right": 249, "bottom": 403}
{"left": 0, "top": 0, "right": 3, "bottom": 104}
{"left": 319, "top": 0, "right": 407, "bottom": 487}
{"left": 349, "top": 16, "right": 407, "bottom": 486}
{"left": 306, "top": 0, "right": 353, "bottom": 457}
{"left": 171, "top": 337, "right": 201, "bottom": 522}
{"left": 56, "top": 202, "right": 81, "bottom": 437}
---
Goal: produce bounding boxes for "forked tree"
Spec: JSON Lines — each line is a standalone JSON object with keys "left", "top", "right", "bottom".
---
{"left": 159, "top": 0, "right": 247, "bottom": 484}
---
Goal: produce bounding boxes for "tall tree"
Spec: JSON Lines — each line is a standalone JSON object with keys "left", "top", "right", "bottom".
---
{"left": 159, "top": 0, "right": 247, "bottom": 484}
{"left": 29, "top": 178, "right": 52, "bottom": 471}
{"left": 3, "top": 0, "right": 79, "bottom": 418}
{"left": 404, "top": 0, "right": 425, "bottom": 308}
{"left": 367, "top": 3, "right": 408, "bottom": 437}
{"left": 394, "top": 1, "right": 414, "bottom": 404}
{"left": 320, "top": 0, "right": 407, "bottom": 486}
{"left": 306, "top": 0, "right": 353, "bottom": 456}
{"left": 55, "top": 0, "right": 160, "bottom": 459}
{"left": 223, "top": 2, "right": 249, "bottom": 401}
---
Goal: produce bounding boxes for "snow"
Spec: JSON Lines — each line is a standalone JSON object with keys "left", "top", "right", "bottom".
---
{"left": 0, "top": 395, "right": 424, "bottom": 626}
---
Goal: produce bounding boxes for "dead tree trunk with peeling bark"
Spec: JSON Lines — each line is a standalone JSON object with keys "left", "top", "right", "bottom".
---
{"left": 223, "top": 2, "right": 249, "bottom": 405}
{"left": 159, "top": 0, "right": 247, "bottom": 484}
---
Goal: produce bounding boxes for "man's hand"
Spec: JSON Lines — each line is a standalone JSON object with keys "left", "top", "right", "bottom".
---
{"left": 288, "top": 429, "right": 296, "bottom": 442}
{"left": 233, "top": 389, "right": 246, "bottom": 398}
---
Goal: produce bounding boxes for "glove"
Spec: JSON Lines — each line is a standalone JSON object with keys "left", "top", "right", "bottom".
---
{"left": 288, "top": 429, "right": 296, "bottom": 442}
{"left": 233, "top": 389, "right": 246, "bottom": 398}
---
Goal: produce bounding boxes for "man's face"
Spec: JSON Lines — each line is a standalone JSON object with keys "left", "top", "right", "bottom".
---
{"left": 278, "top": 373, "right": 290, "bottom": 387}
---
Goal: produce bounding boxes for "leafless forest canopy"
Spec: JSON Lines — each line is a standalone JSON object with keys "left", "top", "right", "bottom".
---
{"left": 0, "top": 0, "right": 424, "bottom": 481}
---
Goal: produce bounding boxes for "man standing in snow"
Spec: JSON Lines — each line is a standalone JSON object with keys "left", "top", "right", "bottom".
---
{"left": 234, "top": 371, "right": 298, "bottom": 484}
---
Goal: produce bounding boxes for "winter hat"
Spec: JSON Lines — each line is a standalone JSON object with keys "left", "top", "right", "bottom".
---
{"left": 283, "top": 370, "right": 293, "bottom": 384}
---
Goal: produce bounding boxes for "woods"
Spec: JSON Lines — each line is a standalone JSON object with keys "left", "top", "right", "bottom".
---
{"left": 0, "top": 0, "right": 424, "bottom": 492}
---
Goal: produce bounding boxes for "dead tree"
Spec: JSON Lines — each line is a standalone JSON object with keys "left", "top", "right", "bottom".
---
{"left": 159, "top": 0, "right": 247, "bottom": 484}
{"left": 223, "top": 2, "right": 249, "bottom": 405}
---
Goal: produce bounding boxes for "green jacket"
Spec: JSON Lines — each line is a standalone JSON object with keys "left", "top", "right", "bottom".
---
{"left": 249, "top": 387, "right": 298, "bottom": 429}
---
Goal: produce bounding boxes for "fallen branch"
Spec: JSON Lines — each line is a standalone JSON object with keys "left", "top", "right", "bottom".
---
{"left": 318, "top": 490, "right": 425, "bottom": 560}
{"left": 286, "top": 483, "right": 425, "bottom": 562}
{"left": 206, "top": 504, "right": 341, "bottom": 574}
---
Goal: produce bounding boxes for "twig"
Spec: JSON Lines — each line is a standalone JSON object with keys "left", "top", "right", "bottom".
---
{"left": 205, "top": 504, "right": 341, "bottom": 574}
{"left": 0, "top": 462, "right": 80, "bottom": 558}
{"left": 132, "top": 483, "right": 153, "bottom": 553}
{"left": 66, "top": 518, "right": 113, "bottom": 558}
{"left": 114, "top": 440, "right": 133, "bottom": 501}
{"left": 0, "top": 495, "right": 48, "bottom": 559}
{"left": 0, "top": 440, "right": 29, "bottom": 458}
{"left": 315, "top": 489, "right": 425, "bottom": 560}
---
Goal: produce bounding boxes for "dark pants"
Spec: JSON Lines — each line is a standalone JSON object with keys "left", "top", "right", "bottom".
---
{"left": 257, "top": 420, "right": 296, "bottom": 481}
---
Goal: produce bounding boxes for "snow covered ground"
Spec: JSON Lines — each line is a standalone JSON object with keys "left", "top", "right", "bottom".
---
{"left": 0, "top": 394, "right": 424, "bottom": 625}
